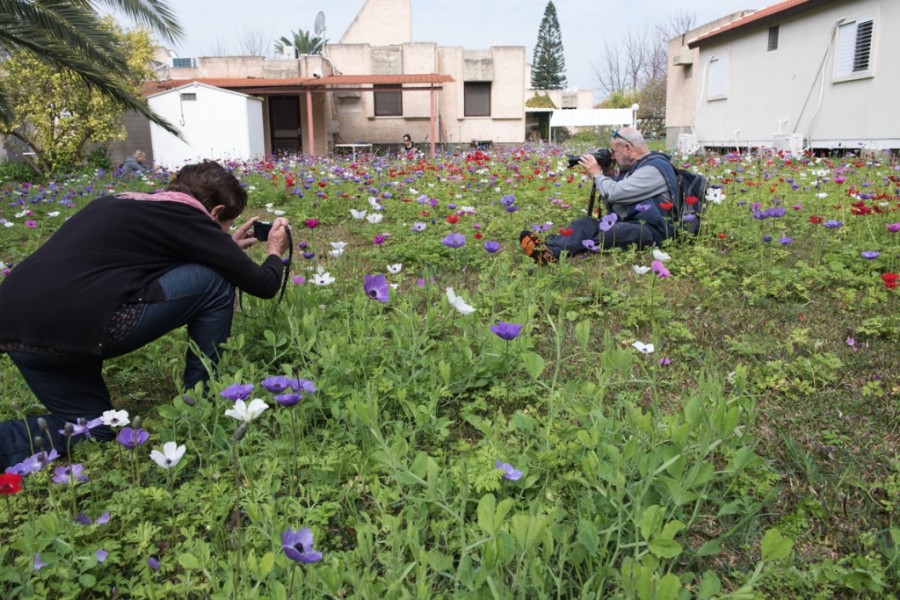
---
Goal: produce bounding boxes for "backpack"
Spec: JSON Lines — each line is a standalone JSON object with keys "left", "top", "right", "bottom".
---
{"left": 672, "top": 167, "right": 709, "bottom": 236}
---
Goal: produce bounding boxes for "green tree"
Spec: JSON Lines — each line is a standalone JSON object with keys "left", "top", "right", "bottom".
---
{"left": 531, "top": 1, "right": 567, "bottom": 90}
{"left": 0, "top": 0, "right": 183, "bottom": 136}
{"left": 0, "top": 18, "right": 154, "bottom": 174}
{"left": 274, "top": 29, "right": 327, "bottom": 56}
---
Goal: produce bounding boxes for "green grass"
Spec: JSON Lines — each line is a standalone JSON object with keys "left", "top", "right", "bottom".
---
{"left": 0, "top": 147, "right": 898, "bottom": 598}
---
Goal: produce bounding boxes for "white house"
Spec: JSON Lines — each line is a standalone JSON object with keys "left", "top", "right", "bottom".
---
{"left": 147, "top": 82, "right": 265, "bottom": 167}
{"left": 666, "top": 0, "right": 899, "bottom": 153}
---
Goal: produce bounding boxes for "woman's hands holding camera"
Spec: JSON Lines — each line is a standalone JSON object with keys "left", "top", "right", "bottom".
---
{"left": 265, "top": 218, "right": 291, "bottom": 257}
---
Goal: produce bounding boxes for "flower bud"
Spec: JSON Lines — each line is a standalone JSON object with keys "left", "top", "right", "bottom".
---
{"left": 181, "top": 394, "right": 196, "bottom": 407}
{"left": 34, "top": 436, "right": 44, "bottom": 449}
{"left": 132, "top": 416, "right": 142, "bottom": 430}
{"left": 233, "top": 423, "right": 248, "bottom": 442}
{"left": 37, "top": 417, "right": 48, "bottom": 432}
{"left": 63, "top": 423, "right": 74, "bottom": 436}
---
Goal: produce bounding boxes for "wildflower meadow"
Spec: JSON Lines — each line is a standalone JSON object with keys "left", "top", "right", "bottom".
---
{"left": 0, "top": 143, "right": 898, "bottom": 598}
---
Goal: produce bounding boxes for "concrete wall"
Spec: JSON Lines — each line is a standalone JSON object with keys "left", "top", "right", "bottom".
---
{"left": 148, "top": 83, "right": 264, "bottom": 167}
{"left": 677, "top": 0, "right": 900, "bottom": 150}
{"left": 665, "top": 11, "right": 754, "bottom": 148}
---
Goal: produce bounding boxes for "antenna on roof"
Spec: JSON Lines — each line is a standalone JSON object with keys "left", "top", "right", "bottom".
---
{"left": 314, "top": 11, "right": 326, "bottom": 37}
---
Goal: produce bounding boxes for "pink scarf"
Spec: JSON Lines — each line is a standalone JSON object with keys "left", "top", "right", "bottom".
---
{"left": 116, "top": 191, "right": 211, "bottom": 218}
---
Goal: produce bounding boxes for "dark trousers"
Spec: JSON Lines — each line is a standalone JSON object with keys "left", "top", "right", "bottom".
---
{"left": 0, "top": 264, "right": 235, "bottom": 470}
{"left": 544, "top": 216, "right": 662, "bottom": 258}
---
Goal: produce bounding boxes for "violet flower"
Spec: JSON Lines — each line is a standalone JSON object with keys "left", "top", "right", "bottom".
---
{"left": 490, "top": 321, "right": 523, "bottom": 341}
{"left": 861, "top": 251, "right": 880, "bottom": 259}
{"left": 261, "top": 376, "right": 292, "bottom": 394}
{"left": 483, "top": 241, "right": 501, "bottom": 253}
{"left": 495, "top": 460, "right": 522, "bottom": 481}
{"left": 363, "top": 274, "right": 389, "bottom": 302}
{"left": 281, "top": 528, "right": 323, "bottom": 563}
{"left": 52, "top": 464, "right": 88, "bottom": 485}
{"left": 116, "top": 427, "right": 149, "bottom": 450}
{"left": 441, "top": 233, "right": 466, "bottom": 249}
{"left": 220, "top": 383, "right": 254, "bottom": 401}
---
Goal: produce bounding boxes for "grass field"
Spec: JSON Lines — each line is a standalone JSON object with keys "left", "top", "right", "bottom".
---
{"left": 0, "top": 145, "right": 897, "bottom": 598}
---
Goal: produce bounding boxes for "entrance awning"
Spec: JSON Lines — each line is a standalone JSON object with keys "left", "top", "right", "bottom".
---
{"left": 144, "top": 74, "right": 455, "bottom": 157}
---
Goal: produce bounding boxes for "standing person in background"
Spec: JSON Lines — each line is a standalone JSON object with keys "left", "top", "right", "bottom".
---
{"left": 0, "top": 161, "right": 291, "bottom": 470}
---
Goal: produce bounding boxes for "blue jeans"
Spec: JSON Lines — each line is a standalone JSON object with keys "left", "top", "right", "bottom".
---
{"left": 544, "top": 216, "right": 663, "bottom": 258}
{"left": 0, "top": 264, "right": 234, "bottom": 470}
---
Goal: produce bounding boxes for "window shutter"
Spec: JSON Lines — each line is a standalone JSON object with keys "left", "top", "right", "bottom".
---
{"left": 708, "top": 56, "right": 727, "bottom": 98}
{"left": 836, "top": 17, "right": 874, "bottom": 77}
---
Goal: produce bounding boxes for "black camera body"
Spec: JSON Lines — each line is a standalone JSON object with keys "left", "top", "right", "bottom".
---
{"left": 567, "top": 149, "right": 612, "bottom": 169}
{"left": 253, "top": 221, "right": 273, "bottom": 241}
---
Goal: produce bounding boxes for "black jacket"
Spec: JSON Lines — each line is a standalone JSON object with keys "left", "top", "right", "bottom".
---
{"left": 0, "top": 195, "right": 283, "bottom": 355}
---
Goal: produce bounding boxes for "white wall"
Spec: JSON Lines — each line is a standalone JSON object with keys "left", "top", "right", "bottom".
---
{"left": 148, "top": 83, "right": 264, "bottom": 167}
{"left": 692, "top": 0, "right": 899, "bottom": 150}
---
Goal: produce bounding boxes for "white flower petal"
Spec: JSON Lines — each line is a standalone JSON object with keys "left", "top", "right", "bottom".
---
{"left": 652, "top": 250, "right": 671, "bottom": 262}
{"left": 632, "top": 265, "right": 651, "bottom": 275}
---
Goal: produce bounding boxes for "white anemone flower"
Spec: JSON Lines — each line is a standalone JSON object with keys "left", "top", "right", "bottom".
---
{"left": 225, "top": 398, "right": 270, "bottom": 423}
{"left": 387, "top": 263, "right": 402, "bottom": 274}
{"left": 632, "top": 265, "right": 651, "bottom": 275}
{"left": 366, "top": 213, "right": 384, "bottom": 224}
{"left": 350, "top": 209, "right": 367, "bottom": 220}
{"left": 100, "top": 409, "right": 129, "bottom": 428}
{"left": 652, "top": 249, "right": 671, "bottom": 262}
{"left": 368, "top": 197, "right": 384, "bottom": 210}
{"left": 631, "top": 341, "right": 655, "bottom": 354}
{"left": 446, "top": 288, "right": 476, "bottom": 315}
{"left": 311, "top": 271, "right": 335, "bottom": 286}
{"left": 329, "top": 241, "right": 348, "bottom": 258}
{"left": 150, "top": 441, "right": 186, "bottom": 469}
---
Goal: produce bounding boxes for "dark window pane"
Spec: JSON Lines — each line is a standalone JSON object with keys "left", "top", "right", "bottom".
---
{"left": 767, "top": 25, "right": 779, "bottom": 51}
{"left": 374, "top": 84, "right": 402, "bottom": 116}
{"left": 853, "top": 20, "right": 873, "bottom": 72}
{"left": 464, "top": 82, "right": 491, "bottom": 117}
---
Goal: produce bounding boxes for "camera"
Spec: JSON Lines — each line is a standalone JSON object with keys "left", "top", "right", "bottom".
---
{"left": 567, "top": 149, "right": 612, "bottom": 169}
{"left": 253, "top": 221, "right": 273, "bottom": 241}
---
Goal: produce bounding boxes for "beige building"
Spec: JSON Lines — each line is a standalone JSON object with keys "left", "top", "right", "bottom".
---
{"left": 144, "top": 0, "right": 534, "bottom": 162}
{"left": 667, "top": 0, "right": 899, "bottom": 153}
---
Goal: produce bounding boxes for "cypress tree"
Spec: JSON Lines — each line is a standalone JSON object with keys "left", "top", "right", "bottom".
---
{"left": 531, "top": 1, "right": 567, "bottom": 89}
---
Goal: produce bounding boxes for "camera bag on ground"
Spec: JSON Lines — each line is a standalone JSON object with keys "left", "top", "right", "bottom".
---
{"left": 672, "top": 167, "right": 709, "bottom": 236}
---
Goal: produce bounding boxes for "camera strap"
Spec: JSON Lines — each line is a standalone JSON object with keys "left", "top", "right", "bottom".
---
{"left": 238, "top": 226, "right": 292, "bottom": 317}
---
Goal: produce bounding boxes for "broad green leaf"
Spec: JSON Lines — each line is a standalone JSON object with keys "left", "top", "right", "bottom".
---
{"left": 178, "top": 553, "right": 202, "bottom": 570}
{"left": 698, "top": 571, "right": 721, "bottom": 599}
{"left": 656, "top": 573, "right": 681, "bottom": 600}
{"left": 761, "top": 528, "right": 793, "bottom": 562}
{"left": 259, "top": 552, "right": 274, "bottom": 577}
{"left": 574, "top": 320, "right": 591, "bottom": 351}
{"left": 648, "top": 538, "right": 682, "bottom": 559}
{"left": 522, "top": 351, "right": 545, "bottom": 379}
{"left": 79, "top": 573, "right": 96, "bottom": 588}
{"left": 477, "top": 494, "right": 497, "bottom": 535}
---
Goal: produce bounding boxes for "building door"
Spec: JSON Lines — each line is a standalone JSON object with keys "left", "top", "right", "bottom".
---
{"left": 269, "top": 96, "right": 301, "bottom": 153}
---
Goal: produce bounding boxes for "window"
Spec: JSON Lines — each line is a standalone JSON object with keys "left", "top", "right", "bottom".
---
{"left": 180, "top": 93, "right": 197, "bottom": 101}
{"left": 835, "top": 16, "right": 874, "bottom": 78}
{"left": 373, "top": 85, "right": 402, "bottom": 116}
{"left": 172, "top": 57, "right": 196, "bottom": 68}
{"left": 767, "top": 25, "right": 779, "bottom": 51}
{"left": 464, "top": 82, "right": 491, "bottom": 117}
{"left": 708, "top": 55, "right": 728, "bottom": 99}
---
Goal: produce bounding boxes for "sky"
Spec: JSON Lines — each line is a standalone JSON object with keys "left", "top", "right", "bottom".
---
{"left": 154, "top": 0, "right": 776, "bottom": 94}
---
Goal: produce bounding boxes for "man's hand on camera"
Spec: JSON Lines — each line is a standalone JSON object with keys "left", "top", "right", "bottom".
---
{"left": 232, "top": 217, "right": 259, "bottom": 250}
{"left": 266, "top": 218, "right": 291, "bottom": 257}
{"left": 579, "top": 154, "right": 602, "bottom": 178}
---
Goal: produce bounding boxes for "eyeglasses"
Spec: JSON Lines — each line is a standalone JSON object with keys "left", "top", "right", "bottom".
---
{"left": 612, "top": 129, "right": 634, "bottom": 145}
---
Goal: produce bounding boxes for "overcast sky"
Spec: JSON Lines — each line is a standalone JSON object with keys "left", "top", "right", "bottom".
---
{"left": 156, "top": 0, "right": 774, "bottom": 93}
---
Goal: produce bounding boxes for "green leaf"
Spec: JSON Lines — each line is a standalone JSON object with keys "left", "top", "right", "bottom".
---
{"left": 268, "top": 580, "right": 287, "bottom": 600}
{"left": 761, "top": 528, "right": 793, "bottom": 562}
{"left": 178, "top": 553, "right": 202, "bottom": 570}
{"left": 656, "top": 573, "right": 681, "bottom": 600}
{"left": 522, "top": 351, "right": 545, "bottom": 379}
{"left": 648, "top": 538, "right": 682, "bottom": 559}
{"left": 696, "top": 539, "right": 721, "bottom": 557}
{"left": 698, "top": 571, "right": 721, "bottom": 599}
{"left": 477, "top": 494, "right": 497, "bottom": 535}
{"left": 574, "top": 320, "right": 591, "bottom": 351}
{"left": 639, "top": 505, "right": 664, "bottom": 540}
{"left": 259, "top": 552, "right": 275, "bottom": 577}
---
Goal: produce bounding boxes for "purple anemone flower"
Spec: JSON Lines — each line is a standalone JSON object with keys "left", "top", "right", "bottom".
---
{"left": 116, "top": 427, "right": 149, "bottom": 450}
{"left": 582, "top": 239, "right": 599, "bottom": 252}
{"left": 291, "top": 379, "right": 317, "bottom": 394}
{"left": 887, "top": 223, "right": 900, "bottom": 233}
{"left": 59, "top": 417, "right": 102, "bottom": 438}
{"left": 861, "top": 251, "right": 880, "bottom": 259}
{"left": 274, "top": 393, "right": 303, "bottom": 407}
{"left": 483, "top": 240, "right": 501, "bottom": 253}
{"left": 779, "top": 236, "right": 793, "bottom": 245}
{"left": 5, "top": 449, "right": 59, "bottom": 476}
{"left": 52, "top": 464, "right": 88, "bottom": 485}
{"left": 33, "top": 554, "right": 47, "bottom": 571}
{"left": 490, "top": 321, "right": 523, "bottom": 341}
{"left": 634, "top": 203, "right": 651, "bottom": 212}
{"left": 147, "top": 557, "right": 160, "bottom": 571}
{"left": 220, "top": 383, "right": 254, "bottom": 401}
{"left": 440, "top": 233, "right": 466, "bottom": 249}
{"left": 599, "top": 213, "right": 618, "bottom": 232}
{"left": 363, "top": 274, "right": 389, "bottom": 302}
{"left": 651, "top": 260, "right": 671, "bottom": 278}
{"left": 261, "top": 376, "right": 292, "bottom": 393}
{"left": 281, "top": 528, "right": 323, "bottom": 563}
{"left": 495, "top": 460, "right": 522, "bottom": 481}
{"left": 95, "top": 549, "right": 108, "bottom": 564}
{"left": 823, "top": 220, "right": 843, "bottom": 229}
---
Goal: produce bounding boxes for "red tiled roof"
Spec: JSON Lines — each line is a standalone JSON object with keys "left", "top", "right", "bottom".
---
{"left": 143, "top": 73, "right": 454, "bottom": 96}
{"left": 688, "top": 0, "right": 830, "bottom": 48}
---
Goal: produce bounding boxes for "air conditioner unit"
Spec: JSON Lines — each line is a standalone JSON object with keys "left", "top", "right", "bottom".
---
{"left": 772, "top": 133, "right": 803, "bottom": 154}
{"left": 672, "top": 50, "right": 693, "bottom": 66}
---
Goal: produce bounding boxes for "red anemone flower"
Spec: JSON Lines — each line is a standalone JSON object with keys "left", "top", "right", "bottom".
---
{"left": 0, "top": 473, "right": 23, "bottom": 495}
{"left": 659, "top": 201, "right": 674, "bottom": 211}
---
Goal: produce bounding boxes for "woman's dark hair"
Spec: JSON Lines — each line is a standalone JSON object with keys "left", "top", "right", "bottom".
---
{"left": 403, "top": 134, "right": 412, "bottom": 142}
{"left": 166, "top": 161, "right": 247, "bottom": 221}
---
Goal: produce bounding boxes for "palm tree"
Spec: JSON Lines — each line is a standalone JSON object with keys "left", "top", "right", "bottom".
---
{"left": 274, "top": 29, "right": 326, "bottom": 57}
{"left": 0, "top": 0, "right": 184, "bottom": 136}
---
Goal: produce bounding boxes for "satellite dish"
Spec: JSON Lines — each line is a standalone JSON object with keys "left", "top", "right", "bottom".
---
{"left": 314, "top": 11, "right": 326, "bottom": 37}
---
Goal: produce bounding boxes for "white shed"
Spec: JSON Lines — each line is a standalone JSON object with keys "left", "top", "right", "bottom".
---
{"left": 148, "top": 82, "right": 265, "bottom": 168}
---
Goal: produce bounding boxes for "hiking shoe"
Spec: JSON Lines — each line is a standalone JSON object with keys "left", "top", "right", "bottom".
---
{"left": 519, "top": 230, "right": 557, "bottom": 265}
